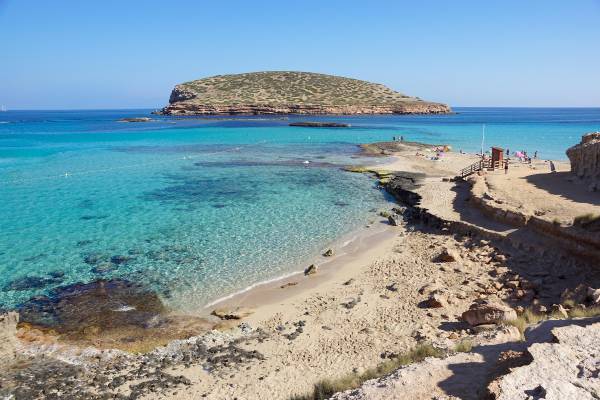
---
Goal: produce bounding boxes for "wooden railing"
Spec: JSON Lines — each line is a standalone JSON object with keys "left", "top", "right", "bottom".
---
{"left": 459, "top": 158, "right": 501, "bottom": 178}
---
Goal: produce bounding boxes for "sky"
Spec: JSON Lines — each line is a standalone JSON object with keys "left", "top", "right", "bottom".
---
{"left": 1, "top": 0, "right": 599, "bottom": 109}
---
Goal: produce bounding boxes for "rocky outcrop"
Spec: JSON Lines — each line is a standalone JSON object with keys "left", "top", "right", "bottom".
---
{"left": 461, "top": 301, "right": 517, "bottom": 326}
{"left": 289, "top": 122, "right": 350, "bottom": 127}
{"left": 491, "top": 322, "right": 600, "bottom": 400}
{"left": 157, "top": 71, "right": 451, "bottom": 116}
{"left": 304, "top": 264, "right": 318, "bottom": 275}
{"left": 160, "top": 102, "right": 451, "bottom": 116}
{"left": 566, "top": 132, "right": 600, "bottom": 191}
{"left": 211, "top": 307, "right": 254, "bottom": 320}
{"left": 0, "top": 312, "right": 19, "bottom": 363}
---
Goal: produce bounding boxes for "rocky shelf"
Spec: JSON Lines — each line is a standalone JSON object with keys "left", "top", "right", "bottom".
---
{"left": 289, "top": 122, "right": 351, "bottom": 128}
{"left": 156, "top": 71, "right": 451, "bottom": 116}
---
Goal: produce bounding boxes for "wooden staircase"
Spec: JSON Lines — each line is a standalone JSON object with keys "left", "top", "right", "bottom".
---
{"left": 459, "top": 158, "right": 500, "bottom": 178}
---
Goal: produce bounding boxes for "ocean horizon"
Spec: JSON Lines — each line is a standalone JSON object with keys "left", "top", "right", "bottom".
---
{"left": 1, "top": 107, "right": 599, "bottom": 316}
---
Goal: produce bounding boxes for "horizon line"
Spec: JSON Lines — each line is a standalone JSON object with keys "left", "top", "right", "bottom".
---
{"left": 2, "top": 106, "right": 599, "bottom": 112}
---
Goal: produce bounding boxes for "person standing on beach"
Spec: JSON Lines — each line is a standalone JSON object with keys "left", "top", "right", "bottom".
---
{"left": 534, "top": 150, "right": 538, "bottom": 159}
{"left": 506, "top": 148, "right": 510, "bottom": 156}
{"left": 504, "top": 160, "right": 509, "bottom": 174}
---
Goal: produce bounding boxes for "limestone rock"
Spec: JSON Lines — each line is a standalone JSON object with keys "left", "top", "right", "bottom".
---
{"left": 461, "top": 301, "right": 517, "bottom": 326}
{"left": 566, "top": 132, "right": 600, "bottom": 189}
{"left": 426, "top": 292, "right": 448, "bottom": 308}
{"left": 304, "top": 264, "right": 318, "bottom": 275}
{"left": 435, "top": 248, "right": 461, "bottom": 263}
{"left": 388, "top": 214, "right": 402, "bottom": 226}
{"left": 493, "top": 322, "right": 600, "bottom": 400}
{"left": 211, "top": 306, "right": 253, "bottom": 320}
{"left": 587, "top": 287, "right": 600, "bottom": 304}
{"left": 0, "top": 312, "right": 19, "bottom": 363}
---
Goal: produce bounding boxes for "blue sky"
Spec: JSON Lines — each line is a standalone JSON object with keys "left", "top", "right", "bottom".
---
{"left": 1, "top": 0, "right": 599, "bottom": 109}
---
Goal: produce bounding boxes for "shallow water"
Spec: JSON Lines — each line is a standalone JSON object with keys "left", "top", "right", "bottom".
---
{"left": 0, "top": 108, "right": 598, "bottom": 314}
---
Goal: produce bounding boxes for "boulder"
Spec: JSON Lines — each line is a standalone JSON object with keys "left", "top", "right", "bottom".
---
{"left": 304, "top": 264, "right": 318, "bottom": 275}
{"left": 322, "top": 249, "right": 334, "bottom": 257}
{"left": 0, "top": 312, "right": 19, "bottom": 363}
{"left": 461, "top": 301, "right": 517, "bottom": 326}
{"left": 211, "top": 306, "right": 254, "bottom": 320}
{"left": 561, "top": 284, "right": 589, "bottom": 305}
{"left": 388, "top": 214, "right": 402, "bottom": 226}
{"left": 426, "top": 292, "right": 448, "bottom": 308}
{"left": 435, "top": 248, "right": 461, "bottom": 263}
{"left": 586, "top": 287, "right": 600, "bottom": 304}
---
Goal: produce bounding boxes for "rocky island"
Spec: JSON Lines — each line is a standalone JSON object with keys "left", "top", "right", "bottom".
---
{"left": 156, "top": 71, "right": 451, "bottom": 116}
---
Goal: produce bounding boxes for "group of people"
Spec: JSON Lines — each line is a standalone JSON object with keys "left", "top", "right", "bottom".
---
{"left": 506, "top": 148, "right": 538, "bottom": 163}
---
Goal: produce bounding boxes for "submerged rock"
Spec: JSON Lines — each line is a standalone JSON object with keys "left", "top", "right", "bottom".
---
{"left": 5, "top": 275, "right": 61, "bottom": 291}
{"left": 110, "top": 254, "right": 133, "bottom": 264}
{"left": 118, "top": 117, "right": 152, "bottom": 122}
{"left": 91, "top": 262, "right": 116, "bottom": 274}
{"left": 17, "top": 279, "right": 166, "bottom": 335}
{"left": 82, "top": 252, "right": 109, "bottom": 265}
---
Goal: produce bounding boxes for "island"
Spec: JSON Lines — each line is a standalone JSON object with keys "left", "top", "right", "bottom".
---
{"left": 155, "top": 71, "right": 451, "bottom": 116}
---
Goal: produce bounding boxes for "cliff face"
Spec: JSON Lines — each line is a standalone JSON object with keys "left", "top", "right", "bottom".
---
{"left": 157, "top": 71, "right": 451, "bottom": 116}
{"left": 566, "top": 132, "right": 600, "bottom": 191}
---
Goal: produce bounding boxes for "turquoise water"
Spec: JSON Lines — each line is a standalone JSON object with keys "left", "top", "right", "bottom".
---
{"left": 0, "top": 108, "right": 599, "bottom": 313}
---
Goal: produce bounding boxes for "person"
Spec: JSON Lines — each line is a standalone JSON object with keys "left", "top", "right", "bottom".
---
{"left": 534, "top": 150, "right": 538, "bottom": 159}
{"left": 504, "top": 160, "right": 509, "bottom": 174}
{"left": 506, "top": 148, "right": 510, "bottom": 156}
{"left": 400, "top": 135, "right": 404, "bottom": 142}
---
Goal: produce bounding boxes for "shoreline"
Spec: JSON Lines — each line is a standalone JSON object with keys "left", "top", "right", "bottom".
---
{"left": 204, "top": 218, "right": 397, "bottom": 319}
{"left": 4, "top": 138, "right": 600, "bottom": 400}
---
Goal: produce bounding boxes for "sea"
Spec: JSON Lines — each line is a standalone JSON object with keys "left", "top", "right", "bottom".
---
{"left": 1, "top": 107, "right": 599, "bottom": 313}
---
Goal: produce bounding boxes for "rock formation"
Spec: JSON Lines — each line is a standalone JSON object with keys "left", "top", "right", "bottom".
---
{"left": 492, "top": 322, "right": 600, "bottom": 399}
{"left": 461, "top": 301, "right": 517, "bottom": 326}
{"left": 566, "top": 132, "right": 600, "bottom": 191}
{"left": 0, "top": 312, "right": 19, "bottom": 363}
{"left": 157, "top": 71, "right": 451, "bottom": 116}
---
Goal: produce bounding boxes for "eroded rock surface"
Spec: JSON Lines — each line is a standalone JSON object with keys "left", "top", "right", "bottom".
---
{"left": 567, "top": 132, "right": 600, "bottom": 191}
{"left": 0, "top": 312, "right": 19, "bottom": 363}
{"left": 493, "top": 322, "right": 600, "bottom": 400}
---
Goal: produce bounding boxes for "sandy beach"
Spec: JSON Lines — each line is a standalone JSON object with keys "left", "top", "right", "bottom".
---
{"left": 3, "top": 139, "right": 600, "bottom": 400}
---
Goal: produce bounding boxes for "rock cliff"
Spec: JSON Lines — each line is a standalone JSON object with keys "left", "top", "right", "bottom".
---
{"left": 566, "top": 132, "right": 600, "bottom": 191}
{"left": 157, "top": 71, "right": 451, "bottom": 116}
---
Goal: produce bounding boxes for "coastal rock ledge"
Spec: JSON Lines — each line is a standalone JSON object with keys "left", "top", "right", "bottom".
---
{"left": 157, "top": 71, "right": 451, "bottom": 116}
{"left": 566, "top": 132, "right": 600, "bottom": 191}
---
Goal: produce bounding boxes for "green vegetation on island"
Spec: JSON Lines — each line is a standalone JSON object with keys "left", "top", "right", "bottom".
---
{"left": 158, "top": 71, "right": 451, "bottom": 115}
